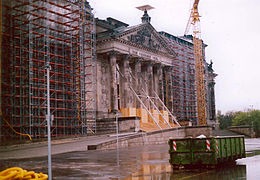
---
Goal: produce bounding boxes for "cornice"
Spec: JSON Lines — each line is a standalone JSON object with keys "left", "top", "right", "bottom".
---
{"left": 97, "top": 23, "right": 177, "bottom": 58}
{"left": 97, "top": 36, "right": 175, "bottom": 60}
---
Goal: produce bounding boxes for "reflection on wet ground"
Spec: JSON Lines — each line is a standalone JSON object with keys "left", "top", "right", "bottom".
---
{"left": 0, "top": 138, "right": 260, "bottom": 179}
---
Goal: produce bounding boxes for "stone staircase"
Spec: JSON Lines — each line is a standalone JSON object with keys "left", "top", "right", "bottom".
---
{"left": 96, "top": 118, "right": 116, "bottom": 134}
{"left": 96, "top": 117, "right": 140, "bottom": 134}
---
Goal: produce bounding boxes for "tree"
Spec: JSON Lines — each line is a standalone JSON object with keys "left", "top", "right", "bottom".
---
{"left": 232, "top": 110, "right": 260, "bottom": 137}
{"left": 217, "top": 110, "right": 238, "bottom": 130}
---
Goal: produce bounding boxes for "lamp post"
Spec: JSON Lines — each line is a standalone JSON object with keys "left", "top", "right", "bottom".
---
{"left": 46, "top": 63, "right": 52, "bottom": 180}
{"left": 115, "top": 110, "right": 119, "bottom": 167}
{"left": 250, "top": 105, "right": 254, "bottom": 138}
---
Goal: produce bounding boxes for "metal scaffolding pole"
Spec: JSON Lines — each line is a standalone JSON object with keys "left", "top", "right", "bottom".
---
{"left": 1, "top": 0, "right": 96, "bottom": 141}
{"left": 160, "top": 32, "right": 198, "bottom": 124}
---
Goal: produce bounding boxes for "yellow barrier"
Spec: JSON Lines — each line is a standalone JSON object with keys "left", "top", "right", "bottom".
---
{"left": 148, "top": 109, "right": 159, "bottom": 124}
{"left": 121, "top": 108, "right": 170, "bottom": 128}
{"left": 137, "top": 109, "right": 148, "bottom": 123}
{"left": 120, "top": 108, "right": 137, "bottom": 117}
{"left": 0, "top": 167, "right": 48, "bottom": 180}
{"left": 160, "top": 110, "right": 169, "bottom": 123}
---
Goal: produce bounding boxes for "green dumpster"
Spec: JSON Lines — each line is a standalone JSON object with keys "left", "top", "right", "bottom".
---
{"left": 168, "top": 136, "right": 245, "bottom": 169}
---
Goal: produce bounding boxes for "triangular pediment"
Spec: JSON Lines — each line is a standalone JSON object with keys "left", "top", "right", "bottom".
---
{"left": 116, "top": 23, "right": 176, "bottom": 57}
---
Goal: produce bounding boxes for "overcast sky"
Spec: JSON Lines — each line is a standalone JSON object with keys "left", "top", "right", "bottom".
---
{"left": 88, "top": 0, "right": 260, "bottom": 114}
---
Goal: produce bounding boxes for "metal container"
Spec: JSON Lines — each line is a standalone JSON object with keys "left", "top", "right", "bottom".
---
{"left": 168, "top": 136, "right": 245, "bottom": 169}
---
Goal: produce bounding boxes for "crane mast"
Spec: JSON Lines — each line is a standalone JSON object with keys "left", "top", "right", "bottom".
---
{"left": 185, "top": 0, "right": 207, "bottom": 125}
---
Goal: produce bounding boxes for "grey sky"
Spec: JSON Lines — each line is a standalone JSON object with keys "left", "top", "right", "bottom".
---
{"left": 89, "top": 0, "right": 260, "bottom": 113}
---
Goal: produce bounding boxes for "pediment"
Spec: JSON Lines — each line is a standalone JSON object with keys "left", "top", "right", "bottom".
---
{"left": 116, "top": 23, "right": 176, "bottom": 57}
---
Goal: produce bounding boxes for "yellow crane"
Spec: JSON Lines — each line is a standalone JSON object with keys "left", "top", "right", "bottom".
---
{"left": 184, "top": 0, "right": 207, "bottom": 125}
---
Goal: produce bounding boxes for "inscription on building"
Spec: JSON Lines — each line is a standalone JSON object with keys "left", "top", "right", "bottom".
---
{"left": 130, "top": 49, "right": 160, "bottom": 61}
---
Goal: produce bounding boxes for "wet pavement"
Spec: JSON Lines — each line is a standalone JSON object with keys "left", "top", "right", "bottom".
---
{"left": 1, "top": 138, "right": 260, "bottom": 179}
{"left": 0, "top": 134, "right": 120, "bottom": 160}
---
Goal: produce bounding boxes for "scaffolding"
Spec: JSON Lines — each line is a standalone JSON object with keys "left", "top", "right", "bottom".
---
{"left": 117, "top": 65, "right": 180, "bottom": 131}
{"left": 1, "top": 0, "right": 96, "bottom": 141}
{"left": 160, "top": 32, "right": 197, "bottom": 124}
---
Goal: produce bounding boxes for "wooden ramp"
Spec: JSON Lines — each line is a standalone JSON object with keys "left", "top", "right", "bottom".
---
{"left": 117, "top": 67, "right": 181, "bottom": 132}
{"left": 140, "top": 122, "right": 180, "bottom": 132}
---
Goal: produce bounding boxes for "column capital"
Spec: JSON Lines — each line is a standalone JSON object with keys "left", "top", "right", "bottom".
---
{"left": 153, "top": 63, "right": 164, "bottom": 69}
{"left": 163, "top": 66, "right": 172, "bottom": 71}
{"left": 132, "top": 58, "right": 143, "bottom": 64}
{"left": 107, "top": 51, "right": 120, "bottom": 58}
{"left": 121, "top": 54, "right": 131, "bottom": 60}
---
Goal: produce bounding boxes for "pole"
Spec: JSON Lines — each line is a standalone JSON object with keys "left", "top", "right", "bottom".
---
{"left": 250, "top": 105, "right": 254, "bottom": 138}
{"left": 0, "top": 0, "right": 2, "bottom": 141}
{"left": 115, "top": 111, "right": 119, "bottom": 167}
{"left": 46, "top": 63, "right": 52, "bottom": 180}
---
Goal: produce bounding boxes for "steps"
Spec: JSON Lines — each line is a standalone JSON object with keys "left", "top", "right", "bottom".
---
{"left": 96, "top": 118, "right": 116, "bottom": 134}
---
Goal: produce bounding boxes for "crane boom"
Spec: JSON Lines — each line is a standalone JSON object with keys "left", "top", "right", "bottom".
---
{"left": 185, "top": 0, "right": 207, "bottom": 125}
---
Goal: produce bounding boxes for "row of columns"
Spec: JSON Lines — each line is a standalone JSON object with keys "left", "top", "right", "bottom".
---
{"left": 108, "top": 51, "right": 172, "bottom": 113}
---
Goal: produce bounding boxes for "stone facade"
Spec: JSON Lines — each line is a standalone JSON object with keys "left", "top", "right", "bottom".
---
{"left": 95, "top": 11, "right": 217, "bottom": 127}
{"left": 95, "top": 16, "right": 177, "bottom": 127}
{"left": 205, "top": 61, "right": 218, "bottom": 127}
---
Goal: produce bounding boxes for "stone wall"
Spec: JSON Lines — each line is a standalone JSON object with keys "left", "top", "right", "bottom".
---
{"left": 185, "top": 125, "right": 212, "bottom": 137}
{"left": 228, "top": 126, "right": 255, "bottom": 138}
{"left": 118, "top": 117, "right": 140, "bottom": 133}
{"left": 88, "top": 126, "right": 212, "bottom": 150}
{"left": 96, "top": 116, "right": 140, "bottom": 134}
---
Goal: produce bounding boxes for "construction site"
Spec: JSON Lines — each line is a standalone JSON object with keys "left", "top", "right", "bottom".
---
{"left": 0, "top": 0, "right": 217, "bottom": 142}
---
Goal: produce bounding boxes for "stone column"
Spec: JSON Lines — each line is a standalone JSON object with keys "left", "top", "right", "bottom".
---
{"left": 147, "top": 64, "right": 154, "bottom": 97}
{"left": 120, "top": 55, "right": 132, "bottom": 108}
{"left": 153, "top": 64, "right": 161, "bottom": 108}
{"left": 109, "top": 52, "right": 118, "bottom": 113}
{"left": 96, "top": 54, "right": 102, "bottom": 116}
{"left": 134, "top": 59, "right": 142, "bottom": 108}
{"left": 142, "top": 64, "right": 149, "bottom": 108}
{"left": 208, "top": 82, "right": 216, "bottom": 121}
{"left": 167, "top": 67, "right": 174, "bottom": 113}
{"left": 164, "top": 67, "right": 173, "bottom": 112}
{"left": 158, "top": 65, "right": 164, "bottom": 107}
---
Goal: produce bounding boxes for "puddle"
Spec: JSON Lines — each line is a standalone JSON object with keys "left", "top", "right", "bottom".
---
{"left": 1, "top": 139, "right": 260, "bottom": 179}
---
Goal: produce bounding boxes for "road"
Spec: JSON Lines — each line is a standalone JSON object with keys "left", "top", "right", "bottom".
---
{"left": 1, "top": 138, "right": 260, "bottom": 179}
{"left": 0, "top": 134, "right": 116, "bottom": 160}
